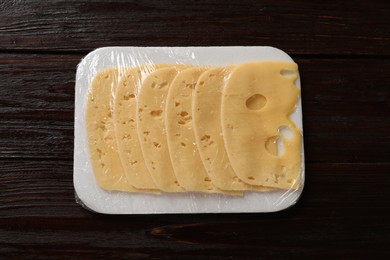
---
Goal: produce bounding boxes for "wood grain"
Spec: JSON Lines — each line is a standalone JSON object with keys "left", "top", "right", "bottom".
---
{"left": 1, "top": 54, "right": 389, "bottom": 162}
{"left": 0, "top": 0, "right": 389, "bottom": 55}
{"left": 0, "top": 160, "right": 389, "bottom": 258}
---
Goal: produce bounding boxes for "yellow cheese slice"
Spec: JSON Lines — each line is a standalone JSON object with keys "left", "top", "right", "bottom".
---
{"left": 165, "top": 67, "right": 223, "bottom": 193}
{"left": 222, "top": 61, "right": 301, "bottom": 190}
{"left": 113, "top": 66, "right": 165, "bottom": 191}
{"left": 193, "top": 67, "right": 272, "bottom": 192}
{"left": 137, "top": 67, "right": 188, "bottom": 192}
{"left": 85, "top": 67, "right": 137, "bottom": 192}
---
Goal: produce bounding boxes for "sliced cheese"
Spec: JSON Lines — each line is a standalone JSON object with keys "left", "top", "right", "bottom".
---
{"left": 85, "top": 67, "right": 137, "bottom": 192}
{"left": 165, "top": 67, "right": 221, "bottom": 193}
{"left": 222, "top": 61, "right": 301, "bottom": 190}
{"left": 113, "top": 66, "right": 165, "bottom": 191}
{"left": 193, "top": 67, "right": 272, "bottom": 192}
{"left": 137, "top": 67, "right": 187, "bottom": 192}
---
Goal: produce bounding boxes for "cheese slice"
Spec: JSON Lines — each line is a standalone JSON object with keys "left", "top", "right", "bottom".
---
{"left": 193, "top": 67, "right": 272, "bottom": 192}
{"left": 222, "top": 61, "right": 301, "bottom": 190}
{"left": 85, "top": 67, "right": 137, "bottom": 192}
{"left": 165, "top": 67, "right": 223, "bottom": 193}
{"left": 113, "top": 66, "right": 165, "bottom": 191}
{"left": 137, "top": 67, "right": 188, "bottom": 192}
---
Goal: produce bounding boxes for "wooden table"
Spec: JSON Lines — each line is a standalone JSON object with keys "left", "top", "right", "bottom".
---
{"left": 1, "top": 1, "right": 389, "bottom": 258}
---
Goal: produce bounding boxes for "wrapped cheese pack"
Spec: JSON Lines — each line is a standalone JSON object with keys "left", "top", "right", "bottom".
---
{"left": 74, "top": 47, "right": 305, "bottom": 214}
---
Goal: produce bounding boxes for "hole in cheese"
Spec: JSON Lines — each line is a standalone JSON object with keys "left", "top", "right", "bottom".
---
{"left": 130, "top": 160, "right": 138, "bottom": 165}
{"left": 278, "top": 125, "right": 293, "bottom": 140}
{"left": 280, "top": 69, "right": 295, "bottom": 77}
{"left": 124, "top": 93, "right": 135, "bottom": 100}
{"left": 159, "top": 81, "right": 168, "bottom": 88}
{"left": 276, "top": 136, "right": 284, "bottom": 156}
{"left": 246, "top": 94, "right": 267, "bottom": 110}
{"left": 178, "top": 111, "right": 192, "bottom": 125}
{"left": 180, "top": 111, "right": 188, "bottom": 117}
{"left": 150, "top": 110, "right": 162, "bottom": 117}
{"left": 248, "top": 176, "right": 255, "bottom": 180}
{"left": 96, "top": 149, "right": 103, "bottom": 159}
{"left": 186, "top": 83, "right": 196, "bottom": 89}
{"left": 200, "top": 135, "right": 210, "bottom": 142}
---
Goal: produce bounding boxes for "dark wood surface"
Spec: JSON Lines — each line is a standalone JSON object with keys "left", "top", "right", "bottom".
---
{"left": 1, "top": 1, "right": 389, "bottom": 258}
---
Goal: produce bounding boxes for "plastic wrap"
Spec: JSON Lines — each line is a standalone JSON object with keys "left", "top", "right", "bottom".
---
{"left": 74, "top": 46, "right": 305, "bottom": 214}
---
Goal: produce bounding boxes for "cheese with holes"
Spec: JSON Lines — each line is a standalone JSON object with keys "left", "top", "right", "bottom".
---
{"left": 113, "top": 66, "right": 164, "bottom": 191}
{"left": 165, "top": 67, "right": 221, "bottom": 192}
{"left": 193, "top": 67, "right": 272, "bottom": 192}
{"left": 85, "top": 67, "right": 137, "bottom": 192}
{"left": 137, "top": 67, "right": 187, "bottom": 192}
{"left": 86, "top": 60, "right": 301, "bottom": 194}
{"left": 221, "top": 61, "right": 301, "bottom": 189}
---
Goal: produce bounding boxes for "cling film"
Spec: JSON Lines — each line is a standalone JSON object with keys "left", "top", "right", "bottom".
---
{"left": 74, "top": 47, "right": 305, "bottom": 214}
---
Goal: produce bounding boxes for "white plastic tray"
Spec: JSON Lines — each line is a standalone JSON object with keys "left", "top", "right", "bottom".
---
{"left": 74, "top": 46, "right": 305, "bottom": 214}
